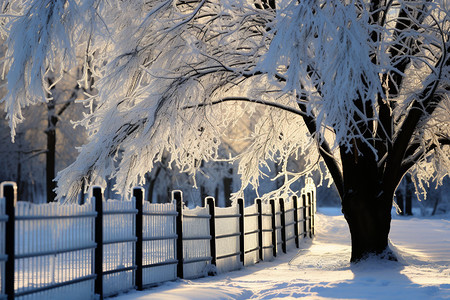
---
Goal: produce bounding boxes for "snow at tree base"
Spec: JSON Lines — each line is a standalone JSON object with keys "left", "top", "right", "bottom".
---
{"left": 114, "top": 208, "right": 450, "bottom": 300}
{"left": 1, "top": 0, "right": 449, "bottom": 264}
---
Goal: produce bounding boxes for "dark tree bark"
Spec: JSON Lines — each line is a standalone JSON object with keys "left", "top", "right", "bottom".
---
{"left": 431, "top": 196, "right": 440, "bottom": 216}
{"left": 337, "top": 137, "right": 396, "bottom": 262}
{"left": 397, "top": 188, "right": 405, "bottom": 216}
{"left": 46, "top": 101, "right": 57, "bottom": 203}
{"left": 341, "top": 179, "right": 395, "bottom": 262}
{"left": 396, "top": 175, "right": 413, "bottom": 216}
{"left": 15, "top": 139, "right": 22, "bottom": 200}
{"left": 45, "top": 79, "right": 78, "bottom": 203}
{"left": 404, "top": 176, "right": 413, "bottom": 216}
{"left": 293, "top": 1, "right": 448, "bottom": 262}
{"left": 200, "top": 185, "right": 208, "bottom": 205}
{"left": 146, "top": 167, "right": 161, "bottom": 203}
{"left": 214, "top": 186, "right": 219, "bottom": 205}
{"left": 223, "top": 168, "right": 233, "bottom": 207}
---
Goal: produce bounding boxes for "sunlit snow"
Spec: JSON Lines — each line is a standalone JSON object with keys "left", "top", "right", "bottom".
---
{"left": 114, "top": 208, "right": 450, "bottom": 300}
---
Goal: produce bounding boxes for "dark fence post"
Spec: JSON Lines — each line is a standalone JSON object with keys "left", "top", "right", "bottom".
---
{"left": 279, "top": 198, "right": 287, "bottom": 254}
{"left": 3, "top": 182, "right": 16, "bottom": 300}
{"left": 293, "top": 196, "right": 299, "bottom": 248}
{"left": 133, "top": 187, "right": 144, "bottom": 291}
{"left": 302, "top": 194, "right": 307, "bottom": 238}
{"left": 173, "top": 191, "right": 184, "bottom": 279}
{"left": 206, "top": 197, "right": 216, "bottom": 267}
{"left": 238, "top": 198, "right": 245, "bottom": 265}
{"left": 311, "top": 191, "right": 315, "bottom": 236}
{"left": 308, "top": 192, "right": 313, "bottom": 238}
{"left": 93, "top": 186, "right": 104, "bottom": 300}
{"left": 270, "top": 199, "right": 277, "bottom": 258}
{"left": 256, "top": 199, "right": 263, "bottom": 261}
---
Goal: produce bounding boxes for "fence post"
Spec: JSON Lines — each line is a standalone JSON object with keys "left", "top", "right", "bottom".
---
{"left": 92, "top": 186, "right": 104, "bottom": 300}
{"left": 238, "top": 198, "right": 245, "bottom": 265}
{"left": 2, "top": 182, "right": 16, "bottom": 300}
{"left": 311, "top": 191, "right": 315, "bottom": 236}
{"left": 133, "top": 187, "right": 144, "bottom": 291}
{"left": 173, "top": 191, "right": 184, "bottom": 279}
{"left": 293, "top": 196, "right": 300, "bottom": 248}
{"left": 256, "top": 199, "right": 263, "bottom": 262}
{"left": 308, "top": 192, "right": 313, "bottom": 238}
{"left": 206, "top": 197, "right": 216, "bottom": 267}
{"left": 270, "top": 199, "right": 277, "bottom": 258}
{"left": 279, "top": 198, "right": 287, "bottom": 254}
{"left": 302, "top": 194, "right": 307, "bottom": 238}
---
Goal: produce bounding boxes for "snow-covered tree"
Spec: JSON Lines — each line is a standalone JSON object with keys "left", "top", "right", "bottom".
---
{"left": 42, "top": 67, "right": 91, "bottom": 203}
{"left": 0, "top": 82, "right": 88, "bottom": 203}
{"left": 1, "top": 0, "right": 448, "bottom": 262}
{"left": 0, "top": 9, "right": 89, "bottom": 203}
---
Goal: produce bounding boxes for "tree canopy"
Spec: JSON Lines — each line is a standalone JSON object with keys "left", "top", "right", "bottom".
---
{"left": 1, "top": 0, "right": 448, "bottom": 209}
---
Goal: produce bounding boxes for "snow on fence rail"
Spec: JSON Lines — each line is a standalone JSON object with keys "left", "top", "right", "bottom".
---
{"left": 0, "top": 180, "right": 316, "bottom": 300}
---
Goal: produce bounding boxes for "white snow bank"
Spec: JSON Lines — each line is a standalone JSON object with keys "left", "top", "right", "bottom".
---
{"left": 114, "top": 208, "right": 450, "bottom": 300}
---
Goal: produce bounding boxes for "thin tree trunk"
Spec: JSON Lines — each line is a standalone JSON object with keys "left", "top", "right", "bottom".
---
{"left": 200, "top": 185, "right": 208, "bottom": 205}
{"left": 46, "top": 101, "right": 57, "bottom": 203}
{"left": 79, "top": 179, "right": 85, "bottom": 205}
{"left": 147, "top": 177, "right": 156, "bottom": 204}
{"left": 214, "top": 186, "right": 219, "bottom": 206}
{"left": 16, "top": 144, "right": 22, "bottom": 201}
{"left": 223, "top": 176, "right": 233, "bottom": 207}
{"left": 431, "top": 196, "right": 440, "bottom": 216}
{"left": 405, "top": 175, "right": 413, "bottom": 215}
{"left": 397, "top": 188, "right": 405, "bottom": 215}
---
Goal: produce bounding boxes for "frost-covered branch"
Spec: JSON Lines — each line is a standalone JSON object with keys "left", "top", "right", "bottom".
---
{"left": 184, "top": 96, "right": 307, "bottom": 117}
{"left": 0, "top": 0, "right": 98, "bottom": 139}
{"left": 0, "top": 0, "right": 448, "bottom": 205}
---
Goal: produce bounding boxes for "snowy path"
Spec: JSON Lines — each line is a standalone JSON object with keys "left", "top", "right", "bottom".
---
{"left": 114, "top": 208, "right": 450, "bottom": 300}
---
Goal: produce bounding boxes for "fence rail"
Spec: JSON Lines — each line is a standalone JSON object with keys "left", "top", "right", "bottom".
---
{"left": 0, "top": 179, "right": 316, "bottom": 299}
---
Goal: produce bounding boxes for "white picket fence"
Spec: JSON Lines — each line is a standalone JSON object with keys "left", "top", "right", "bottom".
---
{"left": 0, "top": 180, "right": 316, "bottom": 299}
{"left": 142, "top": 201, "right": 178, "bottom": 286}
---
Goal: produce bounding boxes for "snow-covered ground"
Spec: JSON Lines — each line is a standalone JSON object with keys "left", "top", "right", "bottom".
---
{"left": 114, "top": 207, "right": 450, "bottom": 300}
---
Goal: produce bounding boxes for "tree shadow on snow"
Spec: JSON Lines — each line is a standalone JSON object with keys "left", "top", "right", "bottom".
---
{"left": 309, "top": 258, "right": 446, "bottom": 300}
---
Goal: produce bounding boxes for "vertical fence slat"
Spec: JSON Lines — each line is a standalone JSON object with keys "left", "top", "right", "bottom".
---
{"left": 2, "top": 182, "right": 16, "bottom": 300}
{"left": 279, "top": 198, "right": 287, "bottom": 254}
{"left": 256, "top": 199, "right": 263, "bottom": 262}
{"left": 133, "top": 187, "right": 144, "bottom": 291}
{"left": 293, "top": 196, "right": 299, "bottom": 248}
{"left": 206, "top": 197, "right": 216, "bottom": 267}
{"left": 311, "top": 191, "right": 315, "bottom": 236}
{"left": 308, "top": 193, "right": 313, "bottom": 238}
{"left": 93, "top": 186, "right": 104, "bottom": 300}
{"left": 302, "top": 194, "right": 307, "bottom": 238}
{"left": 238, "top": 198, "right": 245, "bottom": 265}
{"left": 270, "top": 199, "right": 276, "bottom": 258}
{"left": 173, "top": 191, "right": 183, "bottom": 279}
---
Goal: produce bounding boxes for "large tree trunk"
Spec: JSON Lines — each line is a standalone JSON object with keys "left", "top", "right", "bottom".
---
{"left": 340, "top": 143, "right": 397, "bottom": 263}
{"left": 343, "top": 189, "right": 395, "bottom": 262}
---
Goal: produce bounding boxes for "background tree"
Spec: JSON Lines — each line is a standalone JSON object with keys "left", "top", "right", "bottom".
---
{"left": 1, "top": 0, "right": 448, "bottom": 262}
{"left": 395, "top": 175, "right": 414, "bottom": 216}
{"left": 44, "top": 74, "right": 87, "bottom": 202}
{"left": 0, "top": 119, "right": 45, "bottom": 202}
{"left": 0, "top": 11, "right": 89, "bottom": 203}
{"left": 0, "top": 80, "right": 88, "bottom": 203}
